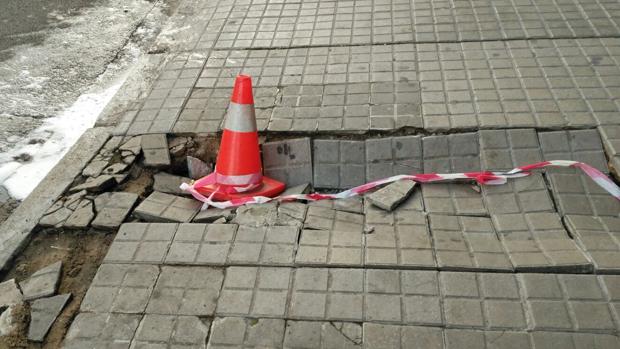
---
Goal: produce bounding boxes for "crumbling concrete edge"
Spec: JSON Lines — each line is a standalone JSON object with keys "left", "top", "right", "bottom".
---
{"left": 0, "top": 127, "right": 111, "bottom": 271}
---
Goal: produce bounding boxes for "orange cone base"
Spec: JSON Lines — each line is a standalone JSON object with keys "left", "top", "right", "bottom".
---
{"left": 195, "top": 176, "right": 286, "bottom": 201}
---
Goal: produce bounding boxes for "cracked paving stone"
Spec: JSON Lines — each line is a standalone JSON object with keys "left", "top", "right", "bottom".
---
{"left": 481, "top": 173, "right": 555, "bottom": 214}
{"left": 296, "top": 229, "right": 363, "bottom": 267}
{"left": 313, "top": 140, "right": 366, "bottom": 189}
{"left": 39, "top": 207, "right": 73, "bottom": 228}
{"left": 19, "top": 261, "right": 61, "bottom": 301}
{"left": 276, "top": 202, "right": 308, "bottom": 227}
{"left": 444, "top": 329, "right": 531, "bottom": 349}
{"left": 166, "top": 223, "right": 237, "bottom": 265}
{"left": 229, "top": 225, "right": 299, "bottom": 266}
{"left": 142, "top": 134, "right": 171, "bottom": 168}
{"left": 91, "top": 192, "right": 139, "bottom": 230}
{"left": 304, "top": 205, "right": 364, "bottom": 232}
{"left": 153, "top": 172, "right": 193, "bottom": 196}
{"left": 308, "top": 197, "right": 364, "bottom": 214}
{"left": 69, "top": 175, "right": 116, "bottom": 193}
{"left": 207, "top": 317, "right": 285, "bottom": 349}
{"left": 363, "top": 323, "right": 443, "bottom": 349}
{"left": 0, "top": 279, "right": 22, "bottom": 307}
{"left": 538, "top": 129, "right": 609, "bottom": 173}
{"left": 422, "top": 183, "right": 487, "bottom": 216}
{"left": 104, "top": 223, "right": 177, "bottom": 264}
{"left": 130, "top": 314, "right": 210, "bottom": 348}
{"left": 63, "top": 312, "right": 141, "bottom": 349}
{"left": 564, "top": 215, "right": 620, "bottom": 273}
{"left": 479, "top": 129, "right": 542, "bottom": 170}
{"left": 28, "top": 294, "right": 71, "bottom": 342}
{"left": 547, "top": 173, "right": 620, "bottom": 217}
{"left": 133, "top": 191, "right": 201, "bottom": 223}
{"left": 263, "top": 138, "right": 313, "bottom": 187}
{"left": 366, "top": 180, "right": 416, "bottom": 211}
{"left": 233, "top": 202, "right": 279, "bottom": 227}
{"left": 193, "top": 207, "right": 234, "bottom": 223}
{"left": 284, "top": 321, "right": 362, "bottom": 349}
{"left": 365, "top": 136, "right": 423, "bottom": 181}
{"left": 63, "top": 200, "right": 94, "bottom": 229}
{"left": 423, "top": 133, "right": 481, "bottom": 173}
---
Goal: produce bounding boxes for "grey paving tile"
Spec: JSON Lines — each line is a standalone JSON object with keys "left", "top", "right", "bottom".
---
{"left": 547, "top": 173, "right": 620, "bottom": 217}
{"left": 479, "top": 129, "right": 543, "bottom": 170}
{"left": 165, "top": 223, "right": 237, "bottom": 265}
{"left": 276, "top": 202, "right": 308, "bottom": 227}
{"left": 104, "top": 223, "right": 177, "bottom": 264}
{"left": 363, "top": 323, "right": 443, "bottom": 349}
{"left": 208, "top": 317, "right": 285, "bottom": 349}
{"left": 530, "top": 331, "right": 620, "bottom": 349}
{"left": 153, "top": 172, "right": 192, "bottom": 196}
{"left": 133, "top": 191, "right": 201, "bottom": 223}
{"left": 366, "top": 180, "right": 416, "bottom": 211}
{"left": 19, "top": 261, "right": 61, "bottom": 301}
{"left": 28, "top": 294, "right": 71, "bottom": 342}
{"left": 141, "top": 134, "right": 171, "bottom": 168}
{"left": 423, "top": 133, "right": 481, "bottom": 173}
{"left": 538, "top": 130, "right": 609, "bottom": 173}
{"left": 492, "top": 212, "right": 592, "bottom": 272}
{"left": 304, "top": 205, "right": 364, "bottom": 233}
{"left": 229, "top": 225, "right": 299, "bottom": 266}
{"left": 130, "top": 315, "right": 209, "bottom": 349}
{"left": 284, "top": 321, "right": 362, "bottom": 349}
{"left": 422, "top": 184, "right": 487, "bottom": 216}
{"left": 444, "top": 329, "right": 531, "bottom": 349}
{"left": 80, "top": 264, "right": 159, "bottom": 314}
{"left": 564, "top": 215, "right": 620, "bottom": 273}
{"left": 481, "top": 173, "right": 555, "bottom": 214}
{"left": 429, "top": 215, "right": 512, "bottom": 272}
{"left": 313, "top": 140, "right": 366, "bottom": 189}
{"left": 598, "top": 125, "right": 620, "bottom": 175}
{"left": 146, "top": 266, "right": 224, "bottom": 316}
{"left": 217, "top": 267, "right": 293, "bottom": 318}
{"left": 263, "top": 138, "right": 313, "bottom": 187}
{"left": 365, "top": 136, "right": 423, "bottom": 181}
{"left": 91, "top": 192, "right": 139, "bottom": 230}
{"left": 296, "top": 229, "right": 363, "bottom": 267}
{"left": 62, "top": 313, "right": 141, "bottom": 349}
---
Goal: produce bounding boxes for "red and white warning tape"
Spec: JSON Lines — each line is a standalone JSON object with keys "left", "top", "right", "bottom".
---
{"left": 180, "top": 160, "right": 620, "bottom": 210}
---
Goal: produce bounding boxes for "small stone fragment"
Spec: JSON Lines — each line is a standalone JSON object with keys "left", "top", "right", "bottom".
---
{"left": 153, "top": 172, "right": 192, "bottom": 196}
{"left": 193, "top": 207, "right": 233, "bottom": 223}
{"left": 133, "top": 191, "right": 200, "bottom": 222}
{"left": 69, "top": 175, "right": 116, "bottom": 193}
{"left": 63, "top": 190, "right": 87, "bottom": 209}
{"left": 91, "top": 192, "right": 139, "bottom": 230}
{"left": 142, "top": 134, "right": 171, "bottom": 168}
{"left": 187, "top": 156, "right": 212, "bottom": 179}
{"left": 280, "top": 183, "right": 312, "bottom": 196}
{"left": 233, "top": 202, "right": 278, "bottom": 227}
{"left": 64, "top": 200, "right": 94, "bottom": 229}
{"left": 27, "top": 294, "right": 71, "bottom": 342}
{"left": 39, "top": 207, "right": 72, "bottom": 228}
{"left": 0, "top": 279, "right": 23, "bottom": 307}
{"left": 19, "top": 261, "right": 62, "bottom": 301}
{"left": 366, "top": 180, "right": 416, "bottom": 211}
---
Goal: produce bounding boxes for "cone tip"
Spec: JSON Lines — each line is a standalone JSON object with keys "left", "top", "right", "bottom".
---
{"left": 231, "top": 75, "right": 254, "bottom": 104}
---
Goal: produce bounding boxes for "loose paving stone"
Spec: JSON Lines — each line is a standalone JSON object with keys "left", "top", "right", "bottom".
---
{"left": 479, "top": 129, "right": 543, "bottom": 170}
{"left": 492, "top": 212, "right": 592, "bottom": 272}
{"left": 296, "top": 229, "right": 363, "bottom": 267}
{"left": 80, "top": 264, "right": 159, "bottom": 313}
{"left": 146, "top": 266, "right": 224, "bottom": 316}
{"left": 538, "top": 130, "right": 609, "bottom": 173}
{"left": 193, "top": 207, "right": 234, "bottom": 223}
{"left": 365, "top": 136, "right": 423, "bottom": 181}
{"left": 130, "top": 314, "right": 210, "bottom": 348}
{"left": 263, "top": 138, "right": 313, "bottom": 187}
{"left": 153, "top": 172, "right": 192, "bottom": 196}
{"left": 440, "top": 272, "right": 527, "bottom": 330}
{"left": 187, "top": 155, "right": 213, "bottom": 180}
{"left": 91, "top": 192, "right": 139, "bottom": 230}
{"left": 133, "top": 191, "right": 201, "bottom": 223}
{"left": 308, "top": 197, "right": 364, "bottom": 214}
{"left": 63, "top": 200, "right": 94, "bottom": 229}
{"left": 69, "top": 175, "right": 116, "bottom": 193}
{"left": 284, "top": 321, "right": 362, "bottom": 349}
{"left": 276, "top": 202, "right": 308, "bottom": 227}
{"left": 363, "top": 323, "right": 443, "bottom": 349}
{"left": 422, "top": 183, "right": 487, "bottom": 216}
{"left": 104, "top": 223, "right": 177, "bottom": 264}
{"left": 166, "top": 224, "right": 237, "bottom": 265}
{"left": 519, "top": 274, "right": 617, "bottom": 332}
{"left": 313, "top": 140, "right": 366, "bottom": 189}
{"left": 217, "top": 267, "right": 293, "bottom": 318}
{"left": 366, "top": 180, "right": 416, "bottom": 211}
{"left": 481, "top": 173, "right": 555, "bottom": 214}
{"left": 280, "top": 183, "right": 312, "bottom": 196}
{"left": 28, "top": 294, "right": 71, "bottom": 342}
{"left": 207, "top": 317, "right": 285, "bottom": 349}
{"left": 233, "top": 202, "right": 279, "bottom": 227}
{"left": 142, "top": 134, "right": 171, "bottom": 167}
{"left": 62, "top": 312, "right": 141, "bottom": 349}
{"left": 599, "top": 125, "right": 620, "bottom": 175}
{"left": 547, "top": 173, "right": 620, "bottom": 217}
{"left": 429, "top": 215, "right": 512, "bottom": 271}
{"left": 423, "top": 133, "right": 481, "bottom": 173}
{"left": 19, "top": 261, "right": 62, "bottom": 301}
{"left": 229, "top": 226, "right": 299, "bottom": 266}
{"left": 365, "top": 210, "right": 435, "bottom": 269}
{"left": 304, "top": 205, "right": 364, "bottom": 233}
{"left": 0, "top": 279, "right": 22, "bottom": 307}
{"left": 564, "top": 215, "right": 620, "bottom": 273}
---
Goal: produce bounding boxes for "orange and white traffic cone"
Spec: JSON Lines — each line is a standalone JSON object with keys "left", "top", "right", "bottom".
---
{"left": 193, "top": 75, "right": 285, "bottom": 201}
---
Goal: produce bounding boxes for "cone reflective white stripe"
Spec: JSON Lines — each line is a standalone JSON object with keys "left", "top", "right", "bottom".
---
{"left": 224, "top": 103, "right": 257, "bottom": 132}
{"left": 215, "top": 171, "right": 263, "bottom": 186}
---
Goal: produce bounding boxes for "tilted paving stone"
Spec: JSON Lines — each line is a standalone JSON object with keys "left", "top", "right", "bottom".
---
{"left": 564, "top": 215, "right": 620, "bottom": 273}
{"left": 538, "top": 129, "right": 609, "bottom": 173}
{"left": 366, "top": 180, "right": 416, "bottom": 211}
{"left": 599, "top": 125, "right": 620, "bottom": 175}
{"left": 28, "top": 294, "right": 71, "bottom": 342}
{"left": 217, "top": 267, "right": 293, "bottom": 318}
{"left": 421, "top": 183, "right": 487, "bottom": 216}
{"left": 481, "top": 173, "right": 555, "bottom": 214}
{"left": 547, "top": 173, "right": 620, "bottom": 217}
{"left": 479, "top": 129, "right": 543, "bottom": 170}
{"left": 492, "top": 212, "right": 592, "bottom": 272}
{"left": 365, "top": 136, "right": 423, "bottom": 181}
{"left": 91, "top": 192, "right": 139, "bottom": 230}
{"left": 80, "top": 264, "right": 159, "bottom": 313}
{"left": 133, "top": 191, "right": 201, "bottom": 223}
{"left": 303, "top": 205, "right": 365, "bottom": 233}
{"left": 130, "top": 314, "right": 210, "bottom": 349}
{"left": 166, "top": 223, "right": 237, "bottom": 265}
{"left": 146, "top": 266, "right": 223, "bottom": 316}
{"left": 429, "top": 215, "right": 512, "bottom": 272}
{"left": 228, "top": 225, "right": 299, "bottom": 266}
{"left": 141, "top": 134, "right": 171, "bottom": 168}
{"left": 104, "top": 223, "right": 177, "bottom": 264}
{"left": 62, "top": 313, "right": 141, "bottom": 349}
{"left": 284, "top": 321, "right": 362, "bottom": 349}
{"left": 207, "top": 317, "right": 285, "bottom": 349}
{"left": 422, "top": 133, "right": 481, "bottom": 173}
{"left": 19, "top": 261, "right": 62, "bottom": 301}
{"left": 308, "top": 197, "right": 364, "bottom": 214}
{"left": 153, "top": 172, "right": 192, "bottom": 196}
{"left": 262, "top": 138, "right": 313, "bottom": 187}
{"left": 63, "top": 200, "right": 94, "bottom": 229}
{"left": 295, "top": 229, "right": 363, "bottom": 267}
{"left": 313, "top": 140, "right": 366, "bottom": 189}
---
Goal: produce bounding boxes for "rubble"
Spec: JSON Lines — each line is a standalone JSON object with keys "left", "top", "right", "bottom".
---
{"left": 64, "top": 200, "right": 95, "bottom": 229}
{"left": 69, "top": 175, "right": 116, "bottom": 193}
{"left": 0, "top": 279, "right": 22, "bottom": 307}
{"left": 133, "top": 191, "right": 200, "bottom": 223}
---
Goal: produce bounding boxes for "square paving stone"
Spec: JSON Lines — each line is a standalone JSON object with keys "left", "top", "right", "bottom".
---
{"left": 444, "top": 329, "right": 531, "bottom": 349}
{"left": 141, "top": 134, "right": 171, "bottom": 168}
{"left": 364, "top": 189, "right": 424, "bottom": 227}
{"left": 104, "top": 223, "right": 177, "bottom": 264}
{"left": 80, "top": 264, "right": 159, "bottom": 314}
{"left": 492, "top": 212, "right": 592, "bottom": 273}
{"left": 19, "top": 261, "right": 61, "bottom": 301}
{"left": 421, "top": 183, "right": 487, "bottom": 216}
{"left": 423, "top": 133, "right": 481, "bottom": 173}
{"left": 481, "top": 173, "right": 555, "bottom": 214}
{"left": 564, "top": 215, "right": 620, "bottom": 273}
{"left": 598, "top": 125, "right": 620, "bottom": 175}
{"left": 229, "top": 225, "right": 299, "bottom": 266}
{"left": 217, "top": 267, "right": 293, "bottom": 318}
{"left": 313, "top": 140, "right": 366, "bottom": 189}
{"left": 530, "top": 331, "right": 620, "bottom": 349}
{"left": 308, "top": 197, "right": 364, "bottom": 214}
{"left": 91, "top": 192, "right": 139, "bottom": 230}
{"left": 365, "top": 136, "right": 423, "bottom": 181}
{"left": 479, "top": 129, "right": 543, "bottom": 170}
{"left": 429, "top": 215, "right": 512, "bottom": 271}
{"left": 363, "top": 323, "right": 443, "bottom": 349}
{"left": 304, "top": 206, "right": 364, "bottom": 233}
{"left": 296, "top": 228, "right": 363, "bottom": 267}
{"left": 153, "top": 172, "right": 192, "bottom": 196}
{"left": 130, "top": 315, "right": 209, "bottom": 348}
{"left": 207, "top": 317, "right": 285, "bottom": 349}
{"left": 262, "top": 138, "right": 313, "bottom": 187}
{"left": 284, "top": 321, "right": 362, "bottom": 349}
{"left": 165, "top": 223, "right": 237, "bottom": 265}
{"left": 547, "top": 173, "right": 620, "bottom": 217}
{"left": 366, "top": 180, "right": 417, "bottom": 211}
{"left": 133, "top": 191, "right": 201, "bottom": 223}
{"left": 63, "top": 313, "right": 141, "bottom": 349}
{"left": 146, "top": 266, "right": 223, "bottom": 316}
{"left": 538, "top": 130, "right": 608, "bottom": 173}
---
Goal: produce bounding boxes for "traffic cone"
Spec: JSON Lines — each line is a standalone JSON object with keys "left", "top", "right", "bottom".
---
{"left": 194, "top": 75, "right": 285, "bottom": 201}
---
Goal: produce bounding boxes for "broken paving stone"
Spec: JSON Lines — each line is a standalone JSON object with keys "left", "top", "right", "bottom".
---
{"left": 64, "top": 200, "right": 94, "bottom": 229}
{"left": 69, "top": 175, "right": 116, "bottom": 193}
{"left": 39, "top": 207, "right": 73, "bottom": 228}
{"left": 187, "top": 156, "right": 212, "bottom": 179}
{"left": 82, "top": 157, "right": 110, "bottom": 177}
{"left": 153, "top": 172, "right": 192, "bottom": 196}
{"left": 119, "top": 136, "right": 142, "bottom": 155}
{"left": 367, "top": 180, "right": 416, "bottom": 211}
{"left": 28, "top": 294, "right": 71, "bottom": 342}
{"left": 102, "top": 162, "right": 129, "bottom": 175}
{"left": 142, "top": 134, "right": 171, "bottom": 168}
{"left": 169, "top": 136, "right": 191, "bottom": 157}
{"left": 233, "top": 202, "right": 279, "bottom": 227}
{"left": 0, "top": 279, "right": 23, "bottom": 307}
{"left": 122, "top": 154, "right": 136, "bottom": 165}
{"left": 133, "top": 191, "right": 201, "bottom": 223}
{"left": 91, "top": 192, "right": 139, "bottom": 230}
{"left": 19, "top": 261, "right": 62, "bottom": 301}
{"left": 193, "top": 207, "right": 234, "bottom": 223}
{"left": 280, "top": 183, "right": 312, "bottom": 196}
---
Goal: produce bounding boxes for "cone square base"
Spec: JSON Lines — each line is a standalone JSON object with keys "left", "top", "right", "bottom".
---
{"left": 195, "top": 176, "right": 286, "bottom": 201}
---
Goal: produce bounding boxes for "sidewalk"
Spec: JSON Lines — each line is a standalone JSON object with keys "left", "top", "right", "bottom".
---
{"left": 1, "top": 0, "right": 620, "bottom": 347}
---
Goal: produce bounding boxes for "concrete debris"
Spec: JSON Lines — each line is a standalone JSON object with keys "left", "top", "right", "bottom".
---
{"left": 64, "top": 200, "right": 95, "bottom": 229}
{"left": 39, "top": 207, "right": 73, "bottom": 228}
{"left": 69, "top": 175, "right": 116, "bottom": 193}
{"left": 0, "top": 279, "right": 23, "bottom": 307}
{"left": 142, "top": 134, "right": 171, "bottom": 168}
{"left": 366, "top": 180, "right": 416, "bottom": 211}
{"left": 28, "top": 294, "right": 71, "bottom": 342}
{"left": 193, "top": 207, "right": 234, "bottom": 223}
{"left": 153, "top": 172, "right": 192, "bottom": 196}
{"left": 20, "top": 261, "right": 62, "bottom": 301}
{"left": 91, "top": 192, "right": 139, "bottom": 230}
{"left": 133, "top": 191, "right": 200, "bottom": 223}
{"left": 187, "top": 156, "right": 212, "bottom": 179}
